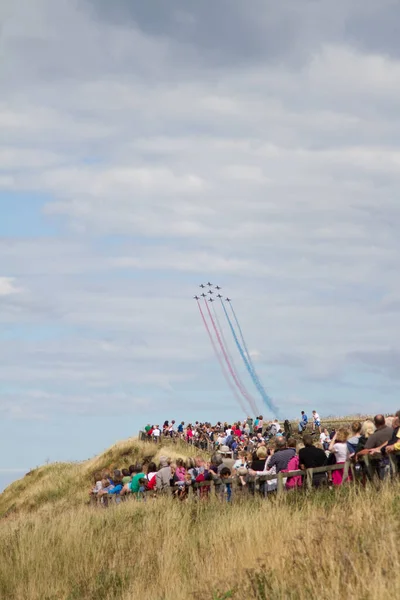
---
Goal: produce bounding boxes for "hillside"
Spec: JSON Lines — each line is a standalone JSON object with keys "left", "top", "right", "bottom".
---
{"left": 0, "top": 436, "right": 206, "bottom": 518}
{"left": 1, "top": 435, "right": 400, "bottom": 600}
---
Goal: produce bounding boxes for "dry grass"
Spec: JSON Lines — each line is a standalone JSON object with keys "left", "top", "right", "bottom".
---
{"left": 0, "top": 483, "right": 399, "bottom": 598}
{"left": 1, "top": 435, "right": 399, "bottom": 599}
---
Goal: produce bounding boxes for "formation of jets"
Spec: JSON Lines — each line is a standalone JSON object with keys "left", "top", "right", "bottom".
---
{"left": 194, "top": 284, "right": 231, "bottom": 302}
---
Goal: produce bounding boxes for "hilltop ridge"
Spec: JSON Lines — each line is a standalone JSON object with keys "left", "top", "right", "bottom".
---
{"left": 0, "top": 436, "right": 206, "bottom": 518}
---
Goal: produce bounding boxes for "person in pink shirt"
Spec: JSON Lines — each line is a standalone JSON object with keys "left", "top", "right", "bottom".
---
{"left": 186, "top": 425, "right": 193, "bottom": 442}
{"left": 174, "top": 458, "right": 186, "bottom": 482}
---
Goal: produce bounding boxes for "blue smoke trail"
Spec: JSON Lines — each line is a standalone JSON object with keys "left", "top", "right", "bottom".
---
{"left": 220, "top": 299, "right": 279, "bottom": 417}
{"left": 230, "top": 303, "right": 258, "bottom": 378}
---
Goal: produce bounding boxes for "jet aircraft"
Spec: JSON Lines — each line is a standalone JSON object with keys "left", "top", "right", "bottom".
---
{"left": 207, "top": 282, "right": 213, "bottom": 286}
{"left": 199, "top": 284, "right": 205, "bottom": 288}
{"left": 225, "top": 297, "right": 231, "bottom": 302}
{"left": 194, "top": 296, "right": 200, "bottom": 300}
{"left": 215, "top": 285, "right": 221, "bottom": 290}
{"left": 201, "top": 293, "right": 207, "bottom": 298}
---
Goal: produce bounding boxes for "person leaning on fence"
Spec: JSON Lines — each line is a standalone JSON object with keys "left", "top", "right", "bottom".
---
{"left": 220, "top": 467, "right": 232, "bottom": 502}
{"left": 356, "top": 415, "right": 393, "bottom": 479}
{"left": 266, "top": 437, "right": 296, "bottom": 473}
{"left": 370, "top": 410, "right": 400, "bottom": 472}
{"left": 283, "top": 443, "right": 304, "bottom": 490}
{"left": 299, "top": 434, "right": 327, "bottom": 487}
{"left": 385, "top": 410, "right": 400, "bottom": 455}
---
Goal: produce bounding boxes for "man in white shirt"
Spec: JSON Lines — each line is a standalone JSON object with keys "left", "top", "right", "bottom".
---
{"left": 312, "top": 411, "right": 321, "bottom": 433}
{"left": 152, "top": 426, "right": 161, "bottom": 443}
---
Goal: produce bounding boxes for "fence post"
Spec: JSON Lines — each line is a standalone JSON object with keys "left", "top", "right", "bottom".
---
{"left": 341, "top": 461, "right": 350, "bottom": 484}
{"left": 388, "top": 454, "right": 398, "bottom": 476}
{"left": 306, "top": 468, "right": 313, "bottom": 491}
{"left": 277, "top": 472, "right": 283, "bottom": 495}
{"left": 363, "top": 455, "right": 373, "bottom": 479}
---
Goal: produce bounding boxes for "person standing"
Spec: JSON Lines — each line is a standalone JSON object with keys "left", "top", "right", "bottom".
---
{"left": 312, "top": 410, "right": 322, "bottom": 433}
{"left": 299, "top": 434, "right": 327, "bottom": 487}
{"left": 152, "top": 425, "right": 161, "bottom": 443}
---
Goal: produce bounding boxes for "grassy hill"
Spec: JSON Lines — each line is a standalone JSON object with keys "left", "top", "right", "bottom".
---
{"left": 1, "top": 435, "right": 399, "bottom": 600}
{"left": 0, "top": 437, "right": 205, "bottom": 518}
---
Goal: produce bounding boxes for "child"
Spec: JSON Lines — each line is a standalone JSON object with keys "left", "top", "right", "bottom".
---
{"left": 220, "top": 467, "right": 232, "bottom": 502}
{"left": 121, "top": 468, "right": 131, "bottom": 485}
{"left": 89, "top": 472, "right": 103, "bottom": 499}
{"left": 175, "top": 458, "right": 186, "bottom": 482}
{"left": 233, "top": 451, "right": 248, "bottom": 487}
{"left": 137, "top": 478, "right": 147, "bottom": 500}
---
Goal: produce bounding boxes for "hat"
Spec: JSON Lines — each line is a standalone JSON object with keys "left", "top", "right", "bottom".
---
{"left": 218, "top": 445, "right": 231, "bottom": 454}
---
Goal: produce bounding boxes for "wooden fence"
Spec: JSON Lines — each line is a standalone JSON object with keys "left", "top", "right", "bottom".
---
{"left": 98, "top": 454, "right": 399, "bottom": 507}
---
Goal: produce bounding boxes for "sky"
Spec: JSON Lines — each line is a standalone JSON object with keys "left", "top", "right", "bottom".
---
{"left": 1, "top": 0, "right": 400, "bottom": 491}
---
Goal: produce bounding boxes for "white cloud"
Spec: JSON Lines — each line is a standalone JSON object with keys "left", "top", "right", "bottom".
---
{"left": 0, "top": 277, "right": 22, "bottom": 296}
{"left": 1, "top": 0, "right": 400, "bottom": 425}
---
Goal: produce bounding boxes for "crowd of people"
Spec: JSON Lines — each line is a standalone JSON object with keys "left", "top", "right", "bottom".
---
{"left": 90, "top": 410, "right": 400, "bottom": 504}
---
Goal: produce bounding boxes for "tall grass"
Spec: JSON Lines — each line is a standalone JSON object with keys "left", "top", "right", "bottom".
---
{"left": 1, "top": 482, "right": 399, "bottom": 599}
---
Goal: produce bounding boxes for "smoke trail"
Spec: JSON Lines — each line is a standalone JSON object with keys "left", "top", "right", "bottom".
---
{"left": 204, "top": 299, "right": 258, "bottom": 414}
{"left": 220, "top": 299, "right": 279, "bottom": 417}
{"left": 212, "top": 302, "right": 259, "bottom": 416}
{"left": 229, "top": 303, "right": 254, "bottom": 369}
{"left": 196, "top": 301, "right": 248, "bottom": 414}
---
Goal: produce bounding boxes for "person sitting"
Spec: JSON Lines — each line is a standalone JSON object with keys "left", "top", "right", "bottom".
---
{"left": 121, "top": 468, "right": 131, "bottom": 485}
{"left": 107, "top": 473, "right": 123, "bottom": 498}
{"left": 145, "top": 462, "right": 158, "bottom": 491}
{"left": 299, "top": 434, "right": 327, "bottom": 487}
{"left": 298, "top": 411, "right": 308, "bottom": 433}
{"left": 137, "top": 478, "right": 147, "bottom": 499}
{"left": 120, "top": 464, "right": 144, "bottom": 497}
{"left": 89, "top": 472, "right": 103, "bottom": 499}
{"left": 174, "top": 458, "right": 186, "bottom": 482}
{"left": 156, "top": 457, "right": 172, "bottom": 493}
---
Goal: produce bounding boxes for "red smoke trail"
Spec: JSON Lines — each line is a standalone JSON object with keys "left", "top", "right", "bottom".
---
{"left": 212, "top": 302, "right": 260, "bottom": 416}
{"left": 197, "top": 301, "right": 248, "bottom": 414}
{"left": 204, "top": 299, "right": 258, "bottom": 415}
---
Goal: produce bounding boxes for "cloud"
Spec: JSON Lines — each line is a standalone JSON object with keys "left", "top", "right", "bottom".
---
{"left": 0, "top": 277, "right": 22, "bottom": 296}
{"left": 1, "top": 0, "right": 400, "bottom": 429}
